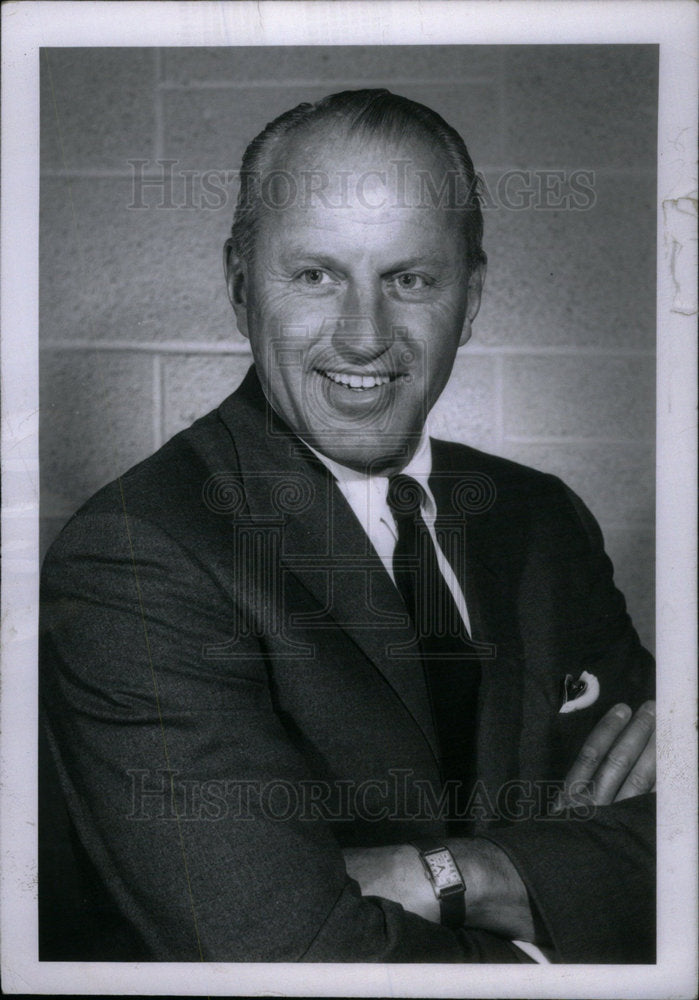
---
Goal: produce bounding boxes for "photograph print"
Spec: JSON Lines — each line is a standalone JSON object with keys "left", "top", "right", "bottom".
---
{"left": 38, "top": 42, "right": 658, "bottom": 965}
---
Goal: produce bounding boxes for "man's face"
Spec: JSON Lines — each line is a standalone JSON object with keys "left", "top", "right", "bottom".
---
{"left": 227, "top": 129, "right": 484, "bottom": 473}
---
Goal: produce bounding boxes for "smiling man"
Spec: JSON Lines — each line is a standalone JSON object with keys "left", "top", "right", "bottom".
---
{"left": 225, "top": 117, "right": 485, "bottom": 475}
{"left": 40, "top": 90, "right": 656, "bottom": 964}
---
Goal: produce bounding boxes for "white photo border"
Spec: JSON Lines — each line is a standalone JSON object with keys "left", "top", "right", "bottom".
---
{"left": 1, "top": 1, "right": 697, "bottom": 996}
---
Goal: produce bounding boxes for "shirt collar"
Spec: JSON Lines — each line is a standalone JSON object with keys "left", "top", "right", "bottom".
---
{"left": 305, "top": 428, "right": 436, "bottom": 518}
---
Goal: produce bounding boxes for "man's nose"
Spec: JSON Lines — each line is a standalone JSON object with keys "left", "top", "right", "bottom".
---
{"left": 329, "top": 285, "right": 393, "bottom": 364}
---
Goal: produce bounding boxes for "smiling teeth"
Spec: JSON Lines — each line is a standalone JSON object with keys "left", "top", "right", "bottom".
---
{"left": 322, "top": 371, "right": 391, "bottom": 389}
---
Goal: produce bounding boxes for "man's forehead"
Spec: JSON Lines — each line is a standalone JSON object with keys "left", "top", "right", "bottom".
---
{"left": 257, "top": 201, "right": 467, "bottom": 273}
{"left": 269, "top": 120, "right": 453, "bottom": 184}
{"left": 255, "top": 127, "right": 468, "bottom": 231}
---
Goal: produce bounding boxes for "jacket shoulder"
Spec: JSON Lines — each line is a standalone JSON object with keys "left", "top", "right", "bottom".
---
{"left": 430, "top": 437, "right": 564, "bottom": 496}
{"left": 429, "top": 436, "right": 596, "bottom": 546}
{"left": 47, "top": 399, "right": 243, "bottom": 556}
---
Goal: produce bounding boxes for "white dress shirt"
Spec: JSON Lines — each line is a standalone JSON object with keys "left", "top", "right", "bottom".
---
{"left": 307, "top": 429, "right": 472, "bottom": 636}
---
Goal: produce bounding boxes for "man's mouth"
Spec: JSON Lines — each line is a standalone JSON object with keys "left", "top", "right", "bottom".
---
{"left": 316, "top": 369, "right": 404, "bottom": 391}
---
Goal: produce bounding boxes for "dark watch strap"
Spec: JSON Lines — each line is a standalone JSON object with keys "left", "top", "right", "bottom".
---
{"left": 411, "top": 840, "right": 466, "bottom": 928}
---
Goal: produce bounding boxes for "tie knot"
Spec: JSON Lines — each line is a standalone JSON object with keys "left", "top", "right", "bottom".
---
{"left": 387, "top": 474, "right": 426, "bottom": 519}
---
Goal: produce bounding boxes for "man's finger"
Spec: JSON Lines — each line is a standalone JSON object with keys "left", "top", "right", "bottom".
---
{"left": 614, "top": 729, "right": 656, "bottom": 802}
{"left": 589, "top": 701, "right": 656, "bottom": 805}
{"left": 564, "top": 703, "right": 633, "bottom": 788}
{"left": 552, "top": 703, "right": 634, "bottom": 813}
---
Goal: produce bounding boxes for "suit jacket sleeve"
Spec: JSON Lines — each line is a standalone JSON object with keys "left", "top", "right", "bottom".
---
{"left": 477, "top": 478, "right": 655, "bottom": 963}
{"left": 41, "top": 506, "right": 530, "bottom": 963}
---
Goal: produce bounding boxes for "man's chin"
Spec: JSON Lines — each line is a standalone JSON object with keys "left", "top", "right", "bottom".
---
{"left": 305, "top": 433, "right": 422, "bottom": 476}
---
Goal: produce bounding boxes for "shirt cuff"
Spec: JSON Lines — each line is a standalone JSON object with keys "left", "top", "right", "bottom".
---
{"left": 511, "top": 939, "right": 554, "bottom": 963}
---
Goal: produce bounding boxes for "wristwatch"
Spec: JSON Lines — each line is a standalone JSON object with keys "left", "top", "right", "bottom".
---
{"left": 412, "top": 841, "right": 466, "bottom": 928}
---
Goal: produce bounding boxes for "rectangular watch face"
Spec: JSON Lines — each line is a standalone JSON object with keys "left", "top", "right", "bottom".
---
{"left": 424, "top": 850, "right": 463, "bottom": 892}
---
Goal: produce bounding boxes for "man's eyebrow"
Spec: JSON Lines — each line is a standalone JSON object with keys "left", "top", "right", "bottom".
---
{"left": 278, "top": 246, "right": 340, "bottom": 267}
{"left": 386, "top": 254, "right": 454, "bottom": 272}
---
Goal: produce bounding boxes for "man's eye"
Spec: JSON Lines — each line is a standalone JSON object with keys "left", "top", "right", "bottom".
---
{"left": 394, "top": 273, "right": 430, "bottom": 290}
{"left": 298, "top": 268, "right": 332, "bottom": 286}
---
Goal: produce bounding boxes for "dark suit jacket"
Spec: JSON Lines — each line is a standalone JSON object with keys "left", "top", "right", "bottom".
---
{"left": 40, "top": 366, "right": 655, "bottom": 963}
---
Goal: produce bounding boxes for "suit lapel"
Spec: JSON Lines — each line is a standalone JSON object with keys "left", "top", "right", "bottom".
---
{"left": 429, "top": 439, "right": 519, "bottom": 645}
{"left": 430, "top": 440, "right": 527, "bottom": 792}
{"left": 218, "top": 369, "right": 440, "bottom": 764}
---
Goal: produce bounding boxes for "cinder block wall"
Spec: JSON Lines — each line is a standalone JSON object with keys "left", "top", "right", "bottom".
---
{"left": 40, "top": 45, "right": 657, "bottom": 651}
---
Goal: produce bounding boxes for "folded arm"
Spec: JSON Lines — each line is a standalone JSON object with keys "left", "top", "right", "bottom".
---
{"left": 344, "top": 700, "right": 656, "bottom": 948}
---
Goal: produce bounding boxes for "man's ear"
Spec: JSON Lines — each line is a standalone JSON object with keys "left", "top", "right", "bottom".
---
{"left": 223, "top": 238, "right": 250, "bottom": 339}
{"left": 459, "top": 260, "right": 487, "bottom": 347}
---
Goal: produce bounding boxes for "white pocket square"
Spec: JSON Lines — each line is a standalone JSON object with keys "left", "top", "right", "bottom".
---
{"left": 559, "top": 670, "right": 600, "bottom": 713}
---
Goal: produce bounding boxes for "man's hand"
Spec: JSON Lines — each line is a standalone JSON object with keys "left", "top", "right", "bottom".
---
{"left": 556, "top": 700, "right": 656, "bottom": 811}
{"left": 341, "top": 700, "right": 655, "bottom": 943}
{"left": 342, "top": 843, "right": 440, "bottom": 923}
{"left": 342, "top": 838, "right": 538, "bottom": 940}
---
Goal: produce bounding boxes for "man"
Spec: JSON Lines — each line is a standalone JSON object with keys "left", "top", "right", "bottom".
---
{"left": 40, "top": 89, "right": 655, "bottom": 963}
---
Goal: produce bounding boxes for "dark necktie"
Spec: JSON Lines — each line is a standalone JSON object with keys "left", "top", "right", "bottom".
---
{"left": 387, "top": 474, "right": 481, "bottom": 813}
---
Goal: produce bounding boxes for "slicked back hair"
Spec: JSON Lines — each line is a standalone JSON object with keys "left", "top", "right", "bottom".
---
{"left": 229, "top": 88, "right": 486, "bottom": 274}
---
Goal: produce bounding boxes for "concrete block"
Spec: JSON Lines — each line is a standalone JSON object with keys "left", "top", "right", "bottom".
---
{"left": 41, "top": 48, "right": 156, "bottom": 172}
{"left": 162, "top": 85, "right": 337, "bottom": 172}
{"left": 162, "top": 354, "right": 253, "bottom": 440}
{"left": 503, "top": 45, "right": 658, "bottom": 169}
{"left": 495, "top": 441, "right": 654, "bottom": 528}
{"left": 162, "top": 81, "right": 500, "bottom": 171}
{"left": 41, "top": 177, "right": 239, "bottom": 343}
{"left": 40, "top": 349, "right": 155, "bottom": 517}
{"left": 475, "top": 172, "right": 656, "bottom": 349}
{"left": 502, "top": 355, "right": 655, "bottom": 441}
{"left": 161, "top": 45, "right": 500, "bottom": 84}
{"left": 429, "top": 354, "right": 497, "bottom": 450}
